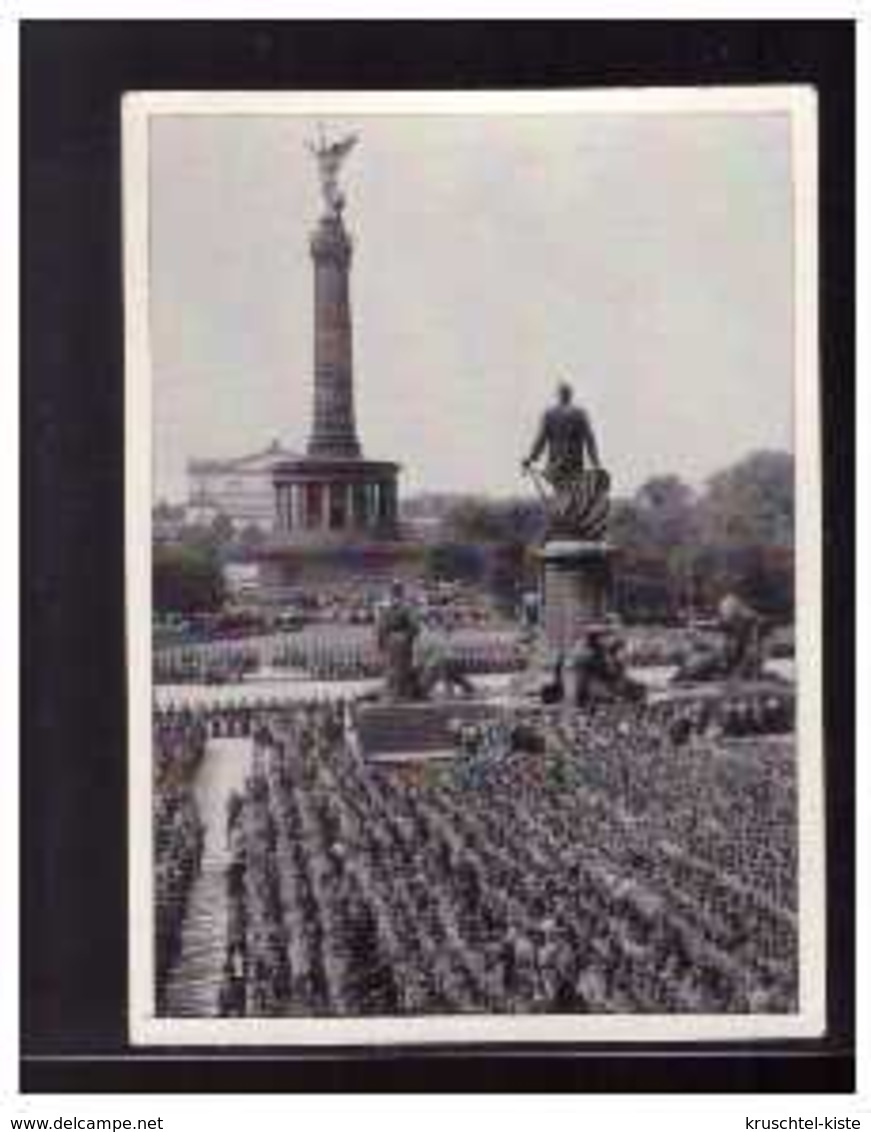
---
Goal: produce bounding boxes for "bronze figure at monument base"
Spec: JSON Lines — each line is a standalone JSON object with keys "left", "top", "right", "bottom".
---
{"left": 376, "top": 582, "right": 420, "bottom": 702}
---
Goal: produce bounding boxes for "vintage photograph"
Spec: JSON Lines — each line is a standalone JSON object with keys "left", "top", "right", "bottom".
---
{"left": 124, "top": 89, "right": 823, "bottom": 1044}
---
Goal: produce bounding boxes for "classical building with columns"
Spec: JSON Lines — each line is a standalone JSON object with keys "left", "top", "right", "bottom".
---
{"left": 272, "top": 458, "right": 399, "bottom": 544}
{"left": 185, "top": 439, "right": 299, "bottom": 531}
{"left": 257, "top": 131, "right": 412, "bottom": 595}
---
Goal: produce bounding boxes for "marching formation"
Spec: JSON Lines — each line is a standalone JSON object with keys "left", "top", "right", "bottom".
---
{"left": 153, "top": 713, "right": 206, "bottom": 1008}
{"left": 188, "top": 698, "right": 797, "bottom": 1018}
{"left": 153, "top": 627, "right": 527, "bottom": 685}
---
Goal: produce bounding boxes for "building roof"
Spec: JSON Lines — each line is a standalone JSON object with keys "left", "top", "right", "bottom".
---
{"left": 187, "top": 439, "right": 301, "bottom": 475}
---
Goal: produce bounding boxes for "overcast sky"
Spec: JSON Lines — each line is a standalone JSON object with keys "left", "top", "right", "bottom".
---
{"left": 149, "top": 110, "right": 794, "bottom": 502}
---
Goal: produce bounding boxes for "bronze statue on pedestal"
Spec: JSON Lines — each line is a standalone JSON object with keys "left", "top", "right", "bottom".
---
{"left": 523, "top": 382, "right": 610, "bottom": 541}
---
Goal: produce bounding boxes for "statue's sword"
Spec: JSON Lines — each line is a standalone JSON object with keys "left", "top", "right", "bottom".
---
{"left": 524, "top": 465, "right": 549, "bottom": 504}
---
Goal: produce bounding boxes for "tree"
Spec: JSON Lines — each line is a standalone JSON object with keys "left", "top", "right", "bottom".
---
{"left": 442, "top": 496, "right": 544, "bottom": 544}
{"left": 608, "top": 454, "right": 794, "bottom": 622}
{"left": 486, "top": 541, "right": 534, "bottom": 615}
{"left": 153, "top": 545, "right": 226, "bottom": 615}
{"left": 153, "top": 498, "right": 185, "bottom": 523}
{"left": 633, "top": 475, "right": 698, "bottom": 549}
{"left": 236, "top": 523, "right": 267, "bottom": 556}
{"left": 608, "top": 477, "right": 698, "bottom": 621}
{"left": 425, "top": 542, "right": 484, "bottom": 584}
{"left": 694, "top": 451, "right": 794, "bottom": 617}
{"left": 443, "top": 498, "right": 508, "bottom": 543}
{"left": 209, "top": 512, "right": 237, "bottom": 549}
{"left": 691, "top": 542, "right": 794, "bottom": 618}
{"left": 699, "top": 450, "right": 794, "bottom": 548}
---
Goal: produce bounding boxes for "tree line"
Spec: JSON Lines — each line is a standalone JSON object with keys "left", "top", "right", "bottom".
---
{"left": 423, "top": 450, "right": 794, "bottom": 622}
{"left": 153, "top": 449, "right": 794, "bottom": 624}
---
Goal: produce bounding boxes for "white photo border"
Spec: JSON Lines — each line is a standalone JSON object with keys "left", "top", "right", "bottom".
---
{"left": 124, "top": 85, "right": 824, "bottom": 1046}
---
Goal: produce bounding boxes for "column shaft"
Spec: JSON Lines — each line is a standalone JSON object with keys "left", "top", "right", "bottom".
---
{"left": 307, "top": 218, "right": 361, "bottom": 458}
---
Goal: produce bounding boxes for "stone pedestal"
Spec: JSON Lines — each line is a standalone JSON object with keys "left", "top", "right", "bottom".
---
{"left": 539, "top": 540, "right": 614, "bottom": 655}
{"left": 355, "top": 701, "right": 499, "bottom": 761}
